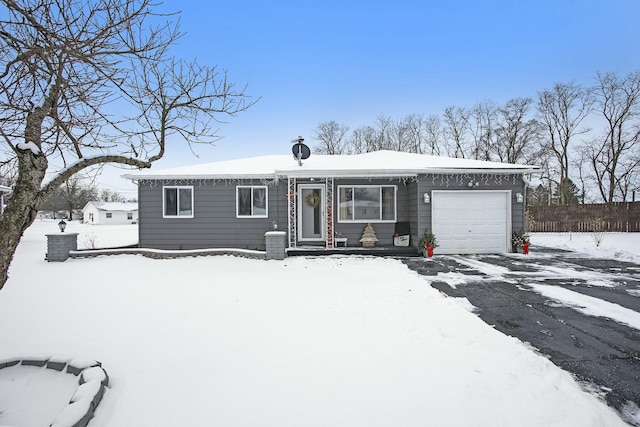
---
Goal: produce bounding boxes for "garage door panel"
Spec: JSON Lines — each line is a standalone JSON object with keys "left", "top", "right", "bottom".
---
{"left": 432, "top": 191, "right": 509, "bottom": 254}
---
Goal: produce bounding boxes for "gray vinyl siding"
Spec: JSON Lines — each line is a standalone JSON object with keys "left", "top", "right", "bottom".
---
{"left": 330, "top": 174, "right": 526, "bottom": 250}
{"left": 332, "top": 178, "right": 412, "bottom": 246}
{"left": 330, "top": 174, "right": 525, "bottom": 249}
{"left": 137, "top": 173, "right": 526, "bottom": 251}
{"left": 416, "top": 173, "right": 527, "bottom": 247}
{"left": 138, "top": 179, "right": 288, "bottom": 250}
{"left": 415, "top": 177, "right": 431, "bottom": 247}
{"left": 406, "top": 180, "right": 419, "bottom": 247}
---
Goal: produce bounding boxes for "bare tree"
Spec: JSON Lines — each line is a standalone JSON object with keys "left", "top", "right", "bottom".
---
{"left": 468, "top": 100, "right": 497, "bottom": 161}
{"left": 401, "top": 114, "right": 427, "bottom": 153}
{"left": 388, "top": 116, "right": 411, "bottom": 152}
{"left": 346, "top": 126, "right": 366, "bottom": 154}
{"left": 0, "top": 0, "right": 256, "bottom": 290}
{"left": 99, "top": 189, "right": 125, "bottom": 203}
{"left": 312, "top": 121, "right": 349, "bottom": 155}
{"left": 571, "top": 148, "right": 592, "bottom": 203}
{"left": 587, "top": 70, "right": 640, "bottom": 203}
{"left": 423, "top": 114, "right": 443, "bottom": 155}
{"left": 60, "top": 176, "right": 98, "bottom": 219}
{"left": 40, "top": 175, "right": 97, "bottom": 219}
{"left": 347, "top": 125, "right": 378, "bottom": 154}
{"left": 442, "top": 106, "right": 469, "bottom": 158}
{"left": 493, "top": 98, "right": 542, "bottom": 164}
{"left": 370, "top": 116, "right": 394, "bottom": 151}
{"left": 537, "top": 82, "right": 593, "bottom": 204}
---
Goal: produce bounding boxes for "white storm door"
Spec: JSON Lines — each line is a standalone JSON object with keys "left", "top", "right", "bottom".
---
{"left": 298, "top": 185, "right": 325, "bottom": 241}
{"left": 432, "top": 190, "right": 510, "bottom": 254}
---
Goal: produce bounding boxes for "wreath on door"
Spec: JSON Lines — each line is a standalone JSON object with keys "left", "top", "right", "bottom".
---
{"left": 305, "top": 192, "right": 320, "bottom": 208}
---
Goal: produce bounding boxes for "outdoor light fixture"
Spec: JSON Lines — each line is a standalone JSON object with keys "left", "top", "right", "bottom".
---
{"left": 467, "top": 179, "right": 479, "bottom": 188}
{"left": 58, "top": 219, "right": 67, "bottom": 232}
{"left": 272, "top": 220, "right": 279, "bottom": 230}
{"left": 516, "top": 192, "right": 524, "bottom": 203}
{"left": 423, "top": 193, "right": 430, "bottom": 204}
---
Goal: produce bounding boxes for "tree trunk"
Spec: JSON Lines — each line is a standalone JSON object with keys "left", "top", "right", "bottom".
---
{"left": 0, "top": 151, "right": 48, "bottom": 290}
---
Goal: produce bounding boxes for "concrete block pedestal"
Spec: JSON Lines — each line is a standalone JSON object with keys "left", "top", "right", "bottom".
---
{"left": 264, "top": 231, "right": 286, "bottom": 260}
{"left": 46, "top": 233, "right": 79, "bottom": 262}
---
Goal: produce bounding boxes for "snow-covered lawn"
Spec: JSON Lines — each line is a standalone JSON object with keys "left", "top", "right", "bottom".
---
{"left": 531, "top": 232, "right": 640, "bottom": 264}
{"left": 0, "top": 221, "right": 636, "bottom": 426}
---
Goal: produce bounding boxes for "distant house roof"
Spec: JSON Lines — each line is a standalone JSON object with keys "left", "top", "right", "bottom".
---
{"left": 122, "top": 150, "right": 540, "bottom": 181}
{"left": 82, "top": 201, "right": 138, "bottom": 212}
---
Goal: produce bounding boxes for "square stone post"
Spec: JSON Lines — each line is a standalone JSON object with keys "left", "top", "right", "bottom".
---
{"left": 46, "top": 233, "right": 79, "bottom": 262}
{"left": 264, "top": 231, "right": 286, "bottom": 260}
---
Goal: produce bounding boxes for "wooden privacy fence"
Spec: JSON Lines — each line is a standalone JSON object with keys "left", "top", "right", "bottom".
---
{"left": 527, "top": 202, "right": 640, "bottom": 232}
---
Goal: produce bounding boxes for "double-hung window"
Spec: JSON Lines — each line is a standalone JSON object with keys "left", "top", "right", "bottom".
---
{"left": 163, "top": 186, "right": 194, "bottom": 218}
{"left": 338, "top": 185, "right": 396, "bottom": 222}
{"left": 236, "top": 186, "right": 268, "bottom": 218}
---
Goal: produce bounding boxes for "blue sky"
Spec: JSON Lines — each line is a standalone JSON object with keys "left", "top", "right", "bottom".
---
{"left": 106, "top": 0, "right": 640, "bottom": 195}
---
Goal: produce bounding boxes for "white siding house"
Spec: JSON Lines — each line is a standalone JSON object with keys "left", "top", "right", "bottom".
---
{"left": 0, "top": 185, "right": 11, "bottom": 217}
{"left": 82, "top": 201, "right": 138, "bottom": 225}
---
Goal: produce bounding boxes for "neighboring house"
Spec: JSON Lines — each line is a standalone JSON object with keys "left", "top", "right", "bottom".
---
{"left": 0, "top": 185, "right": 11, "bottom": 217}
{"left": 82, "top": 201, "right": 138, "bottom": 225}
{"left": 123, "top": 150, "right": 539, "bottom": 254}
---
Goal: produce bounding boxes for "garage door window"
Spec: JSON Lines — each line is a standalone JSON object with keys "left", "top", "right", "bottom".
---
{"left": 338, "top": 185, "right": 396, "bottom": 222}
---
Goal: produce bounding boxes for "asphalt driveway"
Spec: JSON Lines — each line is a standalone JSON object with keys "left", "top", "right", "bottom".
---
{"left": 402, "top": 247, "right": 640, "bottom": 426}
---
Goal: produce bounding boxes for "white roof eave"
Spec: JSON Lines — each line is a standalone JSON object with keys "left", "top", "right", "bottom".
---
{"left": 427, "top": 167, "right": 540, "bottom": 174}
{"left": 280, "top": 169, "right": 419, "bottom": 178}
{"left": 121, "top": 173, "right": 281, "bottom": 181}
{"left": 284, "top": 167, "right": 539, "bottom": 177}
{"left": 123, "top": 167, "right": 539, "bottom": 182}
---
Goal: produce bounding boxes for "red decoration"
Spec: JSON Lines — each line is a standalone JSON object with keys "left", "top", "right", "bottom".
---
{"left": 522, "top": 242, "right": 529, "bottom": 255}
{"left": 427, "top": 245, "right": 434, "bottom": 257}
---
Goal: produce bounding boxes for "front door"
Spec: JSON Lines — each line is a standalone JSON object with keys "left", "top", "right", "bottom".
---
{"left": 298, "top": 185, "right": 325, "bottom": 241}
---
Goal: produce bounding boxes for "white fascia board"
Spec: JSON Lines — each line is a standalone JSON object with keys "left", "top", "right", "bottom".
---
{"left": 280, "top": 169, "right": 419, "bottom": 178}
{"left": 122, "top": 167, "right": 540, "bottom": 182}
{"left": 121, "top": 173, "right": 280, "bottom": 181}
{"left": 426, "top": 167, "right": 540, "bottom": 174}
{"left": 282, "top": 167, "right": 539, "bottom": 178}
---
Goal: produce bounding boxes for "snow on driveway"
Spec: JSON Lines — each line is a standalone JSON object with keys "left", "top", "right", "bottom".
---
{"left": 526, "top": 283, "right": 640, "bottom": 330}
{"left": 438, "top": 239, "right": 640, "bottom": 332}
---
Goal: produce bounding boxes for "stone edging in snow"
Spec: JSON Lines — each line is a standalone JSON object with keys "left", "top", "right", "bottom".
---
{"left": 68, "top": 247, "right": 266, "bottom": 260}
{"left": 0, "top": 357, "right": 109, "bottom": 427}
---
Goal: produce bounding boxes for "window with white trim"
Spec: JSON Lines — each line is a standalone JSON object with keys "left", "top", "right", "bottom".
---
{"left": 127, "top": 213, "right": 133, "bottom": 220}
{"left": 163, "top": 186, "right": 194, "bottom": 218}
{"left": 236, "top": 186, "right": 268, "bottom": 218}
{"left": 106, "top": 212, "right": 112, "bottom": 219}
{"left": 338, "top": 185, "right": 396, "bottom": 222}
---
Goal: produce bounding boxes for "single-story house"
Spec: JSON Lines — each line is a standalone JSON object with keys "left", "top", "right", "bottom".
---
{"left": 0, "top": 185, "right": 11, "bottom": 216}
{"left": 123, "top": 150, "right": 539, "bottom": 254}
{"left": 82, "top": 201, "right": 139, "bottom": 225}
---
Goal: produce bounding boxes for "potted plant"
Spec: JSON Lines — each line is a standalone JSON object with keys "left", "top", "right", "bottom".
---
{"left": 511, "top": 230, "right": 530, "bottom": 254}
{"left": 419, "top": 230, "right": 438, "bottom": 257}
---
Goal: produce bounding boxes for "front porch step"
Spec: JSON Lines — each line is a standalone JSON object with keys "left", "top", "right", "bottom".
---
{"left": 287, "top": 246, "right": 421, "bottom": 257}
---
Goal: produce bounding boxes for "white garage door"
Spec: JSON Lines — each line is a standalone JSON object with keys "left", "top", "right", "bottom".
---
{"left": 432, "top": 191, "right": 510, "bottom": 254}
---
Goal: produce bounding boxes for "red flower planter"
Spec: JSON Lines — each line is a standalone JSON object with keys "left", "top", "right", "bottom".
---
{"left": 522, "top": 242, "right": 529, "bottom": 255}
